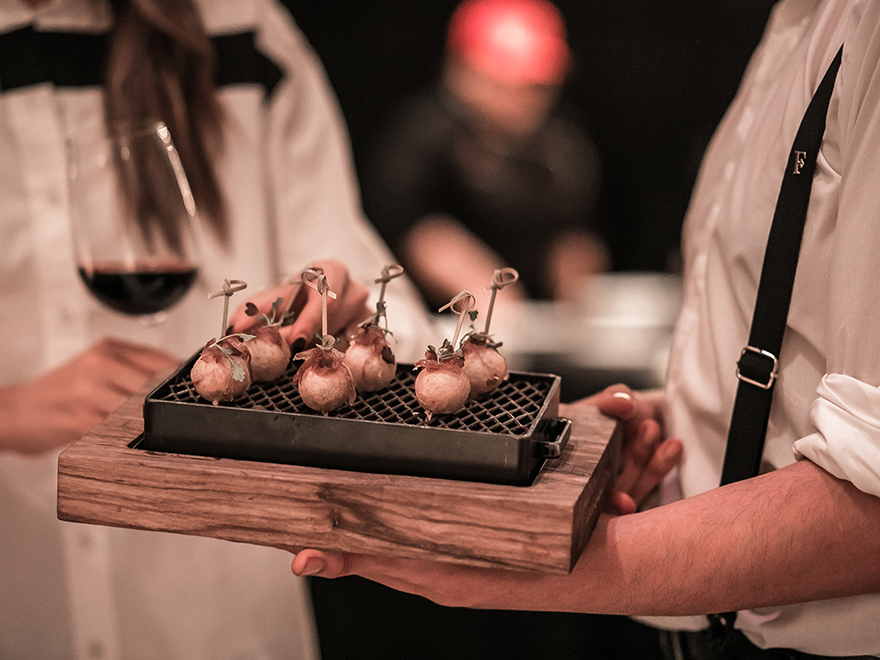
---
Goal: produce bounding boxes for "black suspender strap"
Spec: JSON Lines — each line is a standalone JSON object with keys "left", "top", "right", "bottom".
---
{"left": 720, "top": 44, "right": 843, "bottom": 487}
{"left": 708, "top": 45, "right": 843, "bottom": 637}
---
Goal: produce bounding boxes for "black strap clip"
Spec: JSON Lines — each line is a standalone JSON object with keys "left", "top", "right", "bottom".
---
{"left": 736, "top": 346, "right": 778, "bottom": 390}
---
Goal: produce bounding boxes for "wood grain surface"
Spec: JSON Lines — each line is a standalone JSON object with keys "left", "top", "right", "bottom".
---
{"left": 57, "top": 388, "right": 619, "bottom": 574}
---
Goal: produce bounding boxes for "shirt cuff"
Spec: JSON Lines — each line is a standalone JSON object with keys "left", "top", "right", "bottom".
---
{"left": 793, "top": 373, "right": 880, "bottom": 497}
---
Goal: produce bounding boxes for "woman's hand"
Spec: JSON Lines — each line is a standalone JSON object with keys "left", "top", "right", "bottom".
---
{"left": 0, "top": 338, "right": 179, "bottom": 455}
{"left": 230, "top": 259, "right": 371, "bottom": 350}
{"left": 576, "top": 384, "right": 682, "bottom": 515}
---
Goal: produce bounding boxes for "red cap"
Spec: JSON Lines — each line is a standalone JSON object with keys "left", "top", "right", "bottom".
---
{"left": 446, "top": 0, "right": 570, "bottom": 86}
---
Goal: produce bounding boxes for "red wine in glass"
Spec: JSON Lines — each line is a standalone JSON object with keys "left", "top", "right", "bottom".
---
{"left": 78, "top": 261, "right": 198, "bottom": 316}
{"left": 68, "top": 121, "right": 202, "bottom": 323}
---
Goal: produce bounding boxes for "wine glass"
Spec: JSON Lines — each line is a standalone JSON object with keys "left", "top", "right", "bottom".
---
{"left": 67, "top": 121, "right": 201, "bottom": 323}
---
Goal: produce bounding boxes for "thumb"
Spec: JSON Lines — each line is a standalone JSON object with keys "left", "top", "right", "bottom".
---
{"left": 597, "top": 387, "right": 637, "bottom": 420}
{"left": 291, "top": 549, "right": 352, "bottom": 578}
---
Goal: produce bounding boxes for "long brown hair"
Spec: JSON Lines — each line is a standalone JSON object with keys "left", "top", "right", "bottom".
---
{"left": 104, "top": 0, "right": 229, "bottom": 245}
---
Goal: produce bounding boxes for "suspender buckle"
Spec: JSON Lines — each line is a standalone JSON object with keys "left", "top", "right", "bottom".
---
{"left": 736, "top": 346, "right": 778, "bottom": 390}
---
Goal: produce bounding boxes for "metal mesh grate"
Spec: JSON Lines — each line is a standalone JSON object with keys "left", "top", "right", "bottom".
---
{"left": 154, "top": 362, "right": 553, "bottom": 437}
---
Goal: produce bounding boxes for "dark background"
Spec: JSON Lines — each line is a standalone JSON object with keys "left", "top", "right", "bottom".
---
{"left": 283, "top": 0, "right": 778, "bottom": 272}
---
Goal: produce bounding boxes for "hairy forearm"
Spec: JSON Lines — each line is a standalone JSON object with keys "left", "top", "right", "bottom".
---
{"left": 524, "top": 459, "right": 880, "bottom": 616}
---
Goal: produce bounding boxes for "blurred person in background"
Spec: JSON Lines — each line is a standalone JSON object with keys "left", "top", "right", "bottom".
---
{"left": 0, "top": 0, "right": 432, "bottom": 658}
{"left": 361, "top": 0, "right": 609, "bottom": 313}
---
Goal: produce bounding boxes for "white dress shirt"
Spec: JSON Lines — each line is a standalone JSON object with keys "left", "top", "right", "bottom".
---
{"left": 0, "top": 0, "right": 434, "bottom": 658}
{"left": 647, "top": 0, "right": 880, "bottom": 654}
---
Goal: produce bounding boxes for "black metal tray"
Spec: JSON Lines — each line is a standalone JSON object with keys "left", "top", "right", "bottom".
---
{"left": 137, "top": 353, "right": 571, "bottom": 486}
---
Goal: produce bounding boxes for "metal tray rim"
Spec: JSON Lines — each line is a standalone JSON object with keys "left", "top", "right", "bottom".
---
{"left": 139, "top": 351, "right": 565, "bottom": 486}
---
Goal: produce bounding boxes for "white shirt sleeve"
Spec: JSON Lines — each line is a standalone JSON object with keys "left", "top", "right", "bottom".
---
{"left": 793, "top": 1, "right": 880, "bottom": 497}
{"left": 794, "top": 374, "right": 880, "bottom": 496}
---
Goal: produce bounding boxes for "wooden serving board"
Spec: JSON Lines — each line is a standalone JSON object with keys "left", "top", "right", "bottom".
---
{"left": 56, "top": 388, "right": 619, "bottom": 575}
